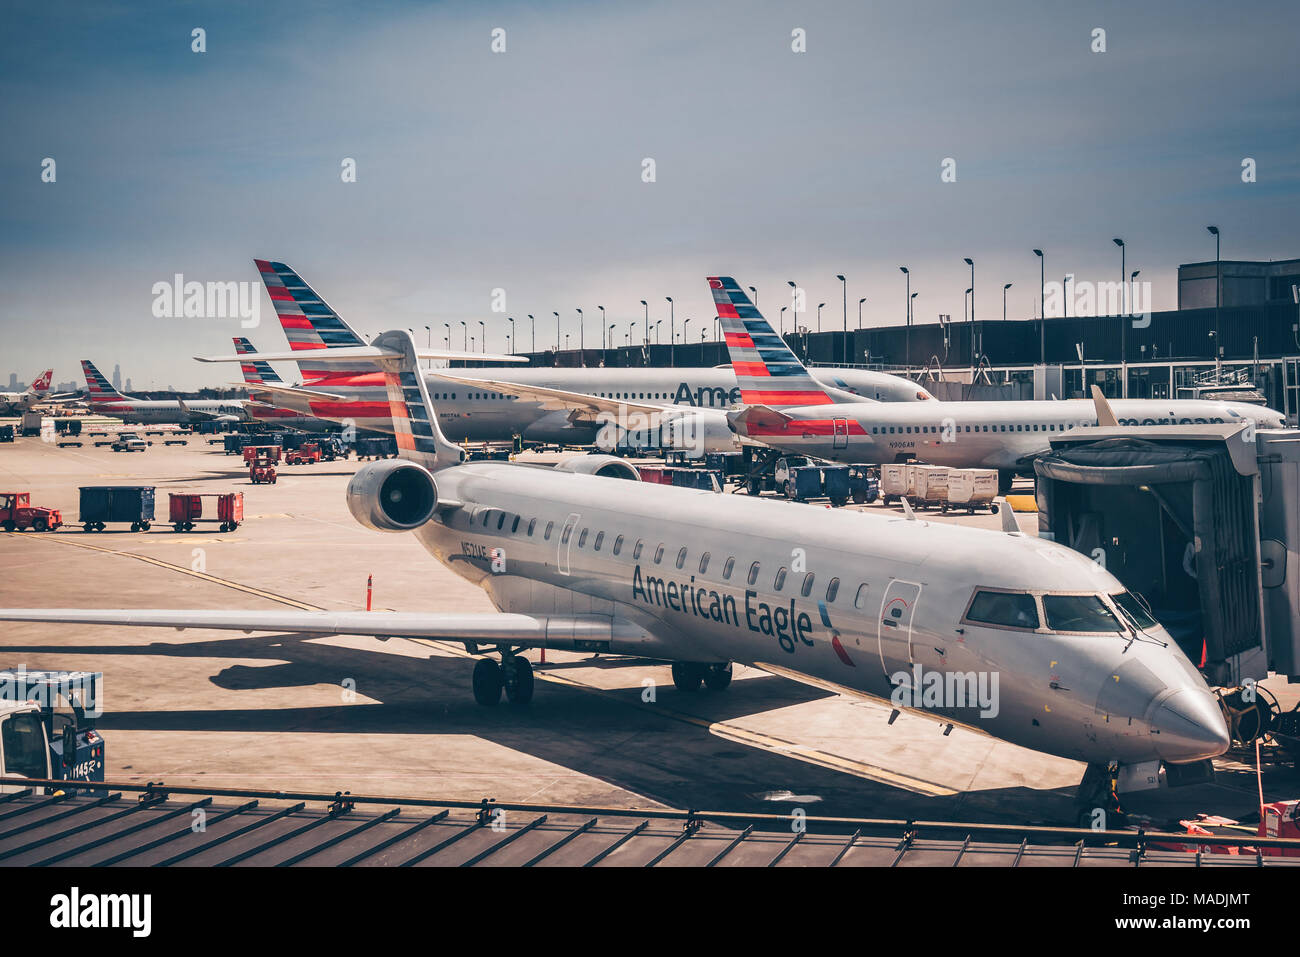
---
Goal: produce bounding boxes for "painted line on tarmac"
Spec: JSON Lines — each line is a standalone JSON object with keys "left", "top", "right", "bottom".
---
{"left": 18, "top": 534, "right": 953, "bottom": 797}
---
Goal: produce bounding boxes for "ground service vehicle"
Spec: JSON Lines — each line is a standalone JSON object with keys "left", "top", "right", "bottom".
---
{"left": 168, "top": 492, "right": 244, "bottom": 532}
{"left": 110, "top": 432, "right": 148, "bottom": 452}
{"left": 0, "top": 492, "right": 63, "bottom": 532}
{"left": 0, "top": 669, "right": 105, "bottom": 793}
{"left": 285, "top": 442, "right": 321, "bottom": 465}
{"left": 246, "top": 446, "right": 280, "bottom": 484}
{"left": 0, "top": 425, "right": 13, "bottom": 443}
{"left": 848, "top": 466, "right": 879, "bottom": 504}
{"left": 20, "top": 411, "right": 42, "bottom": 436}
{"left": 79, "top": 485, "right": 155, "bottom": 531}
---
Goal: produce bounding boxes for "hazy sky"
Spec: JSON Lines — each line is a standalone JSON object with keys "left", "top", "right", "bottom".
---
{"left": 2, "top": 0, "right": 1297, "bottom": 388}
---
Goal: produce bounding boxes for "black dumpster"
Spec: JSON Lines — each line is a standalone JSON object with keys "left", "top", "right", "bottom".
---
{"left": 79, "top": 486, "right": 156, "bottom": 532}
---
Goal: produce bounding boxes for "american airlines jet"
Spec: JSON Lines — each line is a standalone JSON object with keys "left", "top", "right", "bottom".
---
{"left": 234, "top": 337, "right": 340, "bottom": 433}
{"left": 200, "top": 261, "right": 933, "bottom": 451}
{"left": 80, "top": 360, "right": 251, "bottom": 425}
{"left": 6, "top": 328, "right": 1231, "bottom": 803}
{"left": 709, "top": 277, "right": 1286, "bottom": 491}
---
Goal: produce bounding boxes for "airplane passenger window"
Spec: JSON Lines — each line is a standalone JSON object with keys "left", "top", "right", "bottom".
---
{"left": 826, "top": 577, "right": 839, "bottom": 602}
{"left": 561, "top": 525, "right": 572, "bottom": 545}
{"left": 511, "top": 516, "right": 520, "bottom": 533}
{"left": 676, "top": 547, "right": 687, "bottom": 569}
{"left": 482, "top": 511, "right": 491, "bottom": 526}
{"left": 498, "top": 513, "right": 507, "bottom": 530}
{"left": 544, "top": 521, "right": 554, "bottom": 541}
{"left": 634, "top": 540, "right": 644, "bottom": 559}
{"left": 801, "top": 573, "right": 815, "bottom": 597}
{"left": 527, "top": 519, "right": 537, "bottom": 536}
{"left": 774, "top": 567, "right": 787, "bottom": 590}
{"left": 654, "top": 544, "right": 664, "bottom": 564}
{"left": 1042, "top": 595, "right": 1124, "bottom": 633}
{"left": 594, "top": 531, "right": 604, "bottom": 551}
{"left": 613, "top": 535, "right": 624, "bottom": 555}
{"left": 578, "top": 529, "right": 589, "bottom": 548}
{"left": 853, "top": 584, "right": 869, "bottom": 609}
{"left": 722, "top": 557, "right": 735, "bottom": 579}
{"left": 699, "top": 552, "right": 710, "bottom": 574}
{"left": 966, "top": 591, "right": 1039, "bottom": 630}
{"left": 747, "top": 562, "right": 760, "bottom": 586}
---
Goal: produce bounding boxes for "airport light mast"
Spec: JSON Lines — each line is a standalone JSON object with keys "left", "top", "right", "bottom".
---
{"left": 576, "top": 308, "right": 583, "bottom": 364}
{"left": 858, "top": 296, "right": 866, "bottom": 332}
{"left": 478, "top": 320, "right": 485, "bottom": 354}
{"left": 552, "top": 311, "right": 560, "bottom": 352}
{"left": 665, "top": 297, "right": 674, "bottom": 368}
{"left": 1002, "top": 283, "right": 1012, "bottom": 321}
{"left": 507, "top": 317, "right": 515, "bottom": 354}
{"left": 1208, "top": 225, "right": 1220, "bottom": 375}
{"left": 460, "top": 320, "right": 467, "bottom": 351}
{"left": 1033, "top": 249, "right": 1045, "bottom": 364}
{"left": 527, "top": 315, "right": 535, "bottom": 353}
{"left": 640, "top": 300, "right": 648, "bottom": 345}
{"left": 837, "top": 274, "right": 847, "bottom": 364}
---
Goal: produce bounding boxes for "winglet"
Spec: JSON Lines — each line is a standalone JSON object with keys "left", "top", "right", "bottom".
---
{"left": 997, "top": 498, "right": 1021, "bottom": 533}
{"left": 1090, "top": 385, "right": 1119, "bottom": 427}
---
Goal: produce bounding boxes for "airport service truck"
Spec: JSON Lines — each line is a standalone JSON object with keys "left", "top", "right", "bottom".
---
{"left": 0, "top": 670, "right": 105, "bottom": 793}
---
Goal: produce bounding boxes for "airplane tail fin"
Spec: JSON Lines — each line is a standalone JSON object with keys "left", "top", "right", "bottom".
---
{"left": 254, "top": 259, "right": 379, "bottom": 385}
{"left": 80, "top": 360, "right": 127, "bottom": 402}
{"left": 29, "top": 369, "right": 53, "bottom": 394}
{"left": 372, "top": 330, "right": 464, "bottom": 472}
{"left": 708, "top": 277, "right": 834, "bottom": 407}
{"left": 233, "top": 337, "right": 283, "bottom": 385}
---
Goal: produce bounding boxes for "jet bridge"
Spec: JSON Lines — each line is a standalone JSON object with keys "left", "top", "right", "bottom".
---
{"left": 1034, "top": 424, "right": 1300, "bottom": 688}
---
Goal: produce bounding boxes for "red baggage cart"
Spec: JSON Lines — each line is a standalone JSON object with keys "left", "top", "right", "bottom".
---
{"left": 168, "top": 492, "right": 244, "bottom": 532}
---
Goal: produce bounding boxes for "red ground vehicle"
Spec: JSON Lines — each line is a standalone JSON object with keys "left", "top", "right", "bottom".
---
{"left": 285, "top": 442, "right": 321, "bottom": 465}
{"left": 168, "top": 492, "right": 244, "bottom": 532}
{"left": 246, "top": 446, "right": 280, "bottom": 484}
{"left": 0, "top": 492, "right": 63, "bottom": 532}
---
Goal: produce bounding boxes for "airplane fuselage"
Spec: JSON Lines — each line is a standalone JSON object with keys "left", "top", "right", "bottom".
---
{"left": 739, "top": 398, "right": 1286, "bottom": 471}
{"left": 406, "top": 460, "right": 1226, "bottom": 766}
{"left": 87, "top": 399, "right": 250, "bottom": 425}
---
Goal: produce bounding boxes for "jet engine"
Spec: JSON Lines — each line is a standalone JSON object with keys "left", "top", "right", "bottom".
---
{"left": 346, "top": 459, "right": 439, "bottom": 532}
{"left": 554, "top": 454, "right": 642, "bottom": 482}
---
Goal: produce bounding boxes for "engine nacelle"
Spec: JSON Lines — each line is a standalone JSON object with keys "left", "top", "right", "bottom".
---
{"left": 554, "top": 454, "right": 642, "bottom": 482}
{"left": 346, "top": 459, "right": 439, "bottom": 532}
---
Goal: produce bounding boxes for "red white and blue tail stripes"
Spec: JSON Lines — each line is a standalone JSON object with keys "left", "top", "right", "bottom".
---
{"left": 80, "top": 359, "right": 130, "bottom": 412}
{"left": 233, "top": 338, "right": 282, "bottom": 385}
{"left": 708, "top": 277, "right": 834, "bottom": 408}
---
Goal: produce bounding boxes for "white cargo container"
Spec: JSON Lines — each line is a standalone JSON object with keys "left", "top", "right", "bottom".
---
{"left": 912, "top": 466, "right": 950, "bottom": 509}
{"left": 880, "top": 463, "right": 914, "bottom": 504}
{"left": 944, "top": 468, "right": 999, "bottom": 513}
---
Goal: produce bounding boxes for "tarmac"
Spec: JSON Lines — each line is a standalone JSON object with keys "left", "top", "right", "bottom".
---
{"left": 1, "top": 429, "right": 1297, "bottom": 834}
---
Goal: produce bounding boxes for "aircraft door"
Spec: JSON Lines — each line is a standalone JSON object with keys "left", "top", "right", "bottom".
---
{"left": 557, "top": 512, "right": 580, "bottom": 575}
{"left": 877, "top": 580, "right": 921, "bottom": 677}
{"left": 832, "top": 417, "right": 849, "bottom": 450}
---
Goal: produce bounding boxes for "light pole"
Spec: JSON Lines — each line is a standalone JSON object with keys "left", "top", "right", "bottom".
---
{"left": 639, "top": 300, "right": 648, "bottom": 345}
{"left": 1207, "top": 225, "right": 1220, "bottom": 372}
{"left": 963, "top": 258, "right": 974, "bottom": 322}
{"left": 1033, "top": 249, "right": 1045, "bottom": 364}
{"left": 898, "top": 267, "right": 910, "bottom": 324}
{"left": 655, "top": 319, "right": 662, "bottom": 345}
{"left": 443, "top": 322, "right": 450, "bottom": 351}
{"left": 858, "top": 297, "right": 866, "bottom": 330}
{"left": 1002, "top": 283, "right": 1012, "bottom": 321}
{"left": 786, "top": 281, "right": 798, "bottom": 336}
{"left": 477, "top": 320, "right": 485, "bottom": 353}
{"left": 459, "top": 320, "right": 467, "bottom": 351}
{"left": 665, "top": 297, "right": 674, "bottom": 367}
{"left": 630, "top": 321, "right": 637, "bottom": 347}
{"left": 909, "top": 292, "right": 918, "bottom": 368}
{"left": 607, "top": 323, "right": 614, "bottom": 365}
{"left": 552, "top": 311, "right": 560, "bottom": 352}
{"left": 507, "top": 317, "right": 515, "bottom": 355}
{"left": 683, "top": 317, "right": 692, "bottom": 347}
{"left": 817, "top": 302, "right": 825, "bottom": 334}
{"left": 836, "top": 274, "right": 847, "bottom": 365}
{"left": 528, "top": 315, "right": 535, "bottom": 353}
{"left": 1113, "top": 238, "right": 1126, "bottom": 315}
{"left": 576, "top": 308, "right": 583, "bottom": 363}
{"left": 779, "top": 306, "right": 788, "bottom": 338}
{"left": 964, "top": 288, "right": 972, "bottom": 323}
{"left": 424, "top": 325, "right": 431, "bottom": 369}
{"left": 598, "top": 306, "right": 605, "bottom": 351}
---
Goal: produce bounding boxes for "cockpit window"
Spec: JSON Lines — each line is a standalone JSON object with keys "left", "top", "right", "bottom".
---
{"left": 1112, "top": 591, "right": 1157, "bottom": 630}
{"left": 966, "top": 590, "right": 1039, "bottom": 630}
{"left": 1042, "top": 594, "right": 1124, "bottom": 633}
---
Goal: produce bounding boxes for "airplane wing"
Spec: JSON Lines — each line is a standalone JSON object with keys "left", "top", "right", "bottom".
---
{"left": 726, "top": 404, "right": 794, "bottom": 435}
{"left": 435, "top": 372, "right": 672, "bottom": 423}
{"left": 235, "top": 381, "right": 354, "bottom": 403}
{"left": 195, "top": 346, "right": 526, "bottom": 365}
{"left": 0, "top": 609, "right": 613, "bottom": 645}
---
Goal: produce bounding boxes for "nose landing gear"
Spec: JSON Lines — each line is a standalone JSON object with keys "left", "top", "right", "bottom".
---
{"left": 671, "top": 661, "right": 733, "bottom": 692}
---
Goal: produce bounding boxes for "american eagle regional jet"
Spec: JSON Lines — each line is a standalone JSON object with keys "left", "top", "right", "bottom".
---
{"left": 5, "top": 322, "right": 1230, "bottom": 797}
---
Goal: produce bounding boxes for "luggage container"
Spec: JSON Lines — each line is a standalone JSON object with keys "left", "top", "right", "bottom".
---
{"left": 822, "top": 466, "right": 851, "bottom": 507}
{"left": 943, "top": 469, "right": 1000, "bottom": 514}
{"left": 671, "top": 468, "right": 722, "bottom": 492}
{"left": 168, "top": 492, "right": 244, "bottom": 531}
{"left": 912, "top": 466, "right": 950, "bottom": 510}
{"left": 880, "top": 463, "right": 914, "bottom": 505}
{"left": 78, "top": 485, "right": 155, "bottom": 532}
{"left": 848, "top": 466, "right": 879, "bottom": 505}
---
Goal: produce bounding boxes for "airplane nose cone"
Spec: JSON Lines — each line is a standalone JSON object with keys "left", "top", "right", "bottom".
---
{"left": 1151, "top": 689, "right": 1231, "bottom": 762}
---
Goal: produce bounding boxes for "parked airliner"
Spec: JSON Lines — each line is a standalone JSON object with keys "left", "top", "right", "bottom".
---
{"left": 0, "top": 370, "right": 77, "bottom": 415}
{"left": 80, "top": 360, "right": 251, "bottom": 425}
{"left": 6, "top": 328, "right": 1230, "bottom": 798}
{"left": 709, "top": 277, "right": 1286, "bottom": 490}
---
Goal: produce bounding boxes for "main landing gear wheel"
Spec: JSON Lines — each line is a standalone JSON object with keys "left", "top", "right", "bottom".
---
{"left": 702, "top": 662, "right": 733, "bottom": 691}
{"left": 504, "top": 654, "right": 534, "bottom": 706}
{"left": 671, "top": 662, "right": 705, "bottom": 692}
{"left": 472, "top": 657, "right": 503, "bottom": 706}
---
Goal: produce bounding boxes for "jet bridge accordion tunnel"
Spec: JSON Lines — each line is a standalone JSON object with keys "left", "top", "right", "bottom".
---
{"left": 1034, "top": 424, "right": 1300, "bottom": 695}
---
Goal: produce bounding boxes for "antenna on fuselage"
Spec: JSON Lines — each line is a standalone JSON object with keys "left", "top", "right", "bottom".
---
{"left": 900, "top": 498, "right": 917, "bottom": 521}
